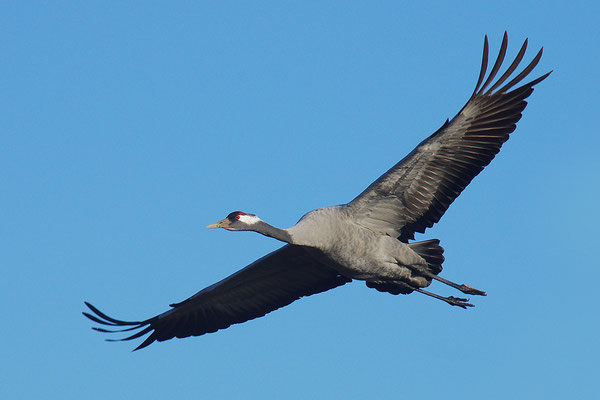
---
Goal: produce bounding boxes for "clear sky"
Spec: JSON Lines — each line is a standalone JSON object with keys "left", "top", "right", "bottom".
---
{"left": 2, "top": 2, "right": 598, "bottom": 399}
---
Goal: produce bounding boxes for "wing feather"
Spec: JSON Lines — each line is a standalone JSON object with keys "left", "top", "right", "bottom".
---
{"left": 83, "top": 245, "right": 350, "bottom": 350}
{"left": 348, "top": 33, "right": 550, "bottom": 241}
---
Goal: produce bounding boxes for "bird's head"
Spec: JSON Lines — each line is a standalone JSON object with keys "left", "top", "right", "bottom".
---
{"left": 206, "top": 211, "right": 261, "bottom": 231}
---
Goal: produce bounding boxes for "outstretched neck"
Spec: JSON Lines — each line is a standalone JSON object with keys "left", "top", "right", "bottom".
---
{"left": 252, "top": 221, "right": 294, "bottom": 244}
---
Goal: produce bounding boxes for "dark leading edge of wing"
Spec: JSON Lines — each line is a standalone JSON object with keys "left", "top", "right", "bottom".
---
{"left": 349, "top": 32, "right": 551, "bottom": 242}
{"left": 83, "top": 245, "right": 350, "bottom": 350}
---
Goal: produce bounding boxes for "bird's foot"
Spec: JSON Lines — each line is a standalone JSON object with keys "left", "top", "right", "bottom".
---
{"left": 458, "top": 284, "right": 487, "bottom": 296}
{"left": 414, "top": 287, "right": 475, "bottom": 308}
{"left": 445, "top": 296, "right": 474, "bottom": 309}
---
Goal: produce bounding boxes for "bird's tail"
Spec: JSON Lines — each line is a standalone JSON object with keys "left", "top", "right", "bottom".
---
{"left": 408, "top": 239, "right": 444, "bottom": 275}
{"left": 365, "top": 239, "right": 445, "bottom": 295}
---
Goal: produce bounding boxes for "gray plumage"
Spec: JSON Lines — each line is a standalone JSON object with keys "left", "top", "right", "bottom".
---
{"left": 83, "top": 33, "right": 550, "bottom": 350}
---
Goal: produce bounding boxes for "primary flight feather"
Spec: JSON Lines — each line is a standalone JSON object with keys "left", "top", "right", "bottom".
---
{"left": 84, "top": 33, "right": 550, "bottom": 350}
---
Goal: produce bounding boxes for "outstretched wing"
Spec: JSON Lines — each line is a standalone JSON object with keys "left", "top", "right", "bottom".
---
{"left": 347, "top": 32, "right": 550, "bottom": 241}
{"left": 83, "top": 245, "right": 350, "bottom": 350}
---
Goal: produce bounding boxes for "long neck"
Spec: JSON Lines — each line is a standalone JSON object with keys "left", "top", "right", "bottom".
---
{"left": 252, "top": 221, "right": 294, "bottom": 244}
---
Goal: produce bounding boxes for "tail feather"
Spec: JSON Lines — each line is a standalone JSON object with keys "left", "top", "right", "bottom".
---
{"left": 408, "top": 239, "right": 444, "bottom": 274}
{"left": 365, "top": 239, "right": 445, "bottom": 296}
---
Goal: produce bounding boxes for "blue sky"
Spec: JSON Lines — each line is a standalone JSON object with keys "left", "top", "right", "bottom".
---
{"left": 2, "top": 2, "right": 598, "bottom": 399}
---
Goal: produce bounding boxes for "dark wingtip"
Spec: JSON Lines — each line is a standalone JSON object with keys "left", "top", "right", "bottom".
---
{"left": 472, "top": 35, "right": 490, "bottom": 96}
{"left": 526, "top": 70, "right": 552, "bottom": 88}
{"left": 132, "top": 334, "right": 157, "bottom": 351}
{"left": 479, "top": 31, "right": 508, "bottom": 94}
{"left": 83, "top": 300, "right": 155, "bottom": 350}
{"left": 83, "top": 301, "right": 143, "bottom": 326}
{"left": 82, "top": 311, "right": 111, "bottom": 326}
{"left": 497, "top": 44, "right": 544, "bottom": 93}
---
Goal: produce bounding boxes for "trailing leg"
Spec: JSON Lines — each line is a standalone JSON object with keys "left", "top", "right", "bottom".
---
{"left": 365, "top": 278, "right": 474, "bottom": 308}
{"left": 407, "top": 264, "right": 487, "bottom": 296}
{"left": 413, "top": 287, "right": 474, "bottom": 309}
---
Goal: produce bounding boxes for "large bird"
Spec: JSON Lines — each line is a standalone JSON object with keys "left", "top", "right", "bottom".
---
{"left": 84, "top": 33, "right": 550, "bottom": 350}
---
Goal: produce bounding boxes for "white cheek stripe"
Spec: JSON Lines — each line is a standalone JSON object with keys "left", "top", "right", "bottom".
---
{"left": 238, "top": 214, "right": 261, "bottom": 225}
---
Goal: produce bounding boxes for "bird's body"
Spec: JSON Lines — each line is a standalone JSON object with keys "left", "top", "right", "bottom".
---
{"left": 84, "top": 33, "right": 550, "bottom": 350}
{"left": 290, "top": 207, "right": 429, "bottom": 285}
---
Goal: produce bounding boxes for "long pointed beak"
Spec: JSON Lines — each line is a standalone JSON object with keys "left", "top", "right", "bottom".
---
{"left": 206, "top": 218, "right": 230, "bottom": 229}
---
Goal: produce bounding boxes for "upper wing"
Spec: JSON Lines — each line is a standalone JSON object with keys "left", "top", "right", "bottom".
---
{"left": 83, "top": 245, "right": 350, "bottom": 350}
{"left": 347, "top": 32, "right": 550, "bottom": 241}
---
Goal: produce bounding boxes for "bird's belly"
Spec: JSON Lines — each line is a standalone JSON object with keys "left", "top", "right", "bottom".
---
{"left": 306, "top": 231, "right": 426, "bottom": 283}
{"left": 305, "top": 237, "right": 401, "bottom": 281}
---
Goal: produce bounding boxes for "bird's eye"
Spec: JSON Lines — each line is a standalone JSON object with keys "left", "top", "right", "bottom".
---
{"left": 226, "top": 211, "right": 246, "bottom": 221}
